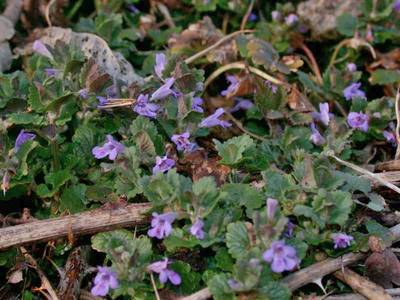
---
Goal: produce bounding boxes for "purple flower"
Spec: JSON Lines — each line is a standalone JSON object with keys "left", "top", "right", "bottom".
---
{"left": 271, "top": 10, "right": 281, "bottom": 21}
{"left": 228, "top": 279, "right": 243, "bottom": 290}
{"left": 106, "top": 85, "right": 118, "bottom": 98}
{"left": 195, "top": 82, "right": 204, "bottom": 92}
{"left": 78, "top": 88, "right": 89, "bottom": 99}
{"left": 285, "top": 14, "right": 299, "bottom": 26}
{"left": 331, "top": 233, "right": 354, "bottom": 249}
{"left": 32, "top": 40, "right": 53, "bottom": 60}
{"left": 133, "top": 94, "right": 159, "bottom": 118}
{"left": 171, "top": 132, "right": 192, "bottom": 152}
{"left": 249, "top": 13, "right": 257, "bottom": 22}
{"left": 148, "top": 212, "right": 177, "bottom": 239}
{"left": 199, "top": 108, "right": 232, "bottom": 128}
{"left": 284, "top": 221, "right": 295, "bottom": 238}
{"left": 263, "top": 240, "right": 299, "bottom": 273}
{"left": 190, "top": 218, "right": 205, "bottom": 240}
{"left": 155, "top": 53, "right": 167, "bottom": 79}
{"left": 311, "top": 102, "right": 331, "bottom": 126}
{"left": 343, "top": 82, "right": 366, "bottom": 101}
{"left": 310, "top": 123, "right": 325, "bottom": 145}
{"left": 192, "top": 97, "right": 204, "bottom": 113}
{"left": 127, "top": 4, "right": 140, "bottom": 14}
{"left": 383, "top": 130, "right": 396, "bottom": 145}
{"left": 346, "top": 63, "right": 357, "bottom": 72}
{"left": 265, "top": 80, "right": 278, "bottom": 94}
{"left": 148, "top": 258, "right": 181, "bottom": 285}
{"left": 91, "top": 266, "right": 119, "bottom": 297}
{"left": 221, "top": 75, "right": 239, "bottom": 97}
{"left": 15, "top": 130, "right": 36, "bottom": 152}
{"left": 394, "top": 0, "right": 400, "bottom": 12}
{"left": 92, "top": 135, "right": 125, "bottom": 160}
{"left": 153, "top": 156, "right": 175, "bottom": 174}
{"left": 347, "top": 112, "right": 369, "bottom": 132}
{"left": 229, "top": 98, "right": 254, "bottom": 113}
{"left": 267, "top": 198, "right": 278, "bottom": 220}
{"left": 96, "top": 96, "right": 108, "bottom": 106}
{"left": 151, "top": 77, "right": 175, "bottom": 101}
{"left": 44, "top": 68, "right": 58, "bottom": 77}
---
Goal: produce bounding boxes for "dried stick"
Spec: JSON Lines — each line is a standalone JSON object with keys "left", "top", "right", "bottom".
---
{"left": 20, "top": 246, "right": 60, "bottom": 300}
{"left": 0, "top": 203, "right": 151, "bottom": 250}
{"left": 240, "top": 0, "right": 255, "bottom": 31}
{"left": 298, "top": 42, "right": 323, "bottom": 85}
{"left": 57, "top": 246, "right": 90, "bottom": 299}
{"left": 179, "top": 288, "right": 212, "bottom": 300}
{"left": 156, "top": 2, "right": 175, "bottom": 29}
{"left": 395, "top": 88, "right": 400, "bottom": 160}
{"left": 45, "top": 0, "right": 56, "bottom": 27}
{"left": 333, "top": 268, "right": 392, "bottom": 300}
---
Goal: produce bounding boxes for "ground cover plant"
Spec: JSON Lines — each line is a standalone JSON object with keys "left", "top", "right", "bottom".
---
{"left": 1, "top": 0, "right": 400, "bottom": 299}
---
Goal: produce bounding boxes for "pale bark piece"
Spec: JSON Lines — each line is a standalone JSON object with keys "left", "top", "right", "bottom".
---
{"left": 0, "top": 203, "right": 151, "bottom": 250}
{"left": 0, "top": 15, "right": 14, "bottom": 42}
{"left": 36, "top": 27, "right": 143, "bottom": 85}
{"left": 297, "top": 0, "right": 362, "bottom": 40}
{"left": 334, "top": 268, "right": 392, "bottom": 300}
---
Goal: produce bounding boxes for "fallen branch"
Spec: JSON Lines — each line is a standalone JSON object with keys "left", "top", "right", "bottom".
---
{"left": 0, "top": 203, "right": 151, "bottom": 250}
{"left": 333, "top": 267, "right": 391, "bottom": 300}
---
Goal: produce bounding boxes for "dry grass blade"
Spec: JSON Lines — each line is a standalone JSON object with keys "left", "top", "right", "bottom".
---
{"left": 395, "top": 88, "right": 400, "bottom": 160}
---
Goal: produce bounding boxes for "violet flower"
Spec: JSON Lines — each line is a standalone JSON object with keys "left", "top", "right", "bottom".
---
{"left": 221, "top": 75, "right": 239, "bottom": 97}
{"left": 190, "top": 218, "right": 205, "bottom": 240}
{"left": 148, "top": 212, "right": 177, "bottom": 239}
{"left": 44, "top": 68, "right": 58, "bottom": 77}
{"left": 91, "top": 266, "right": 119, "bottom": 297}
{"left": 249, "top": 13, "right": 257, "bottom": 22}
{"left": 343, "top": 82, "right": 366, "bottom": 101}
{"left": 383, "top": 130, "right": 397, "bottom": 145}
{"left": 127, "top": 4, "right": 140, "bottom": 14}
{"left": 285, "top": 14, "right": 299, "bottom": 26}
{"left": 346, "top": 63, "right": 357, "bottom": 72}
{"left": 199, "top": 108, "right": 232, "bottom": 128}
{"left": 171, "top": 132, "right": 192, "bottom": 152}
{"left": 310, "top": 123, "right": 325, "bottom": 145}
{"left": 394, "top": 0, "right": 400, "bottom": 12}
{"left": 271, "top": 10, "right": 281, "bottom": 21}
{"left": 148, "top": 258, "right": 181, "bottom": 285}
{"left": 192, "top": 97, "right": 204, "bottom": 113}
{"left": 347, "top": 112, "right": 369, "bottom": 132}
{"left": 265, "top": 80, "right": 278, "bottom": 94}
{"left": 92, "top": 135, "right": 125, "bottom": 160}
{"left": 229, "top": 98, "right": 254, "bottom": 113}
{"left": 106, "top": 85, "right": 118, "bottom": 98}
{"left": 263, "top": 240, "right": 299, "bottom": 273}
{"left": 96, "top": 96, "right": 108, "bottom": 106}
{"left": 155, "top": 53, "right": 167, "bottom": 79}
{"left": 331, "top": 233, "right": 354, "bottom": 249}
{"left": 78, "top": 88, "right": 89, "bottom": 99}
{"left": 266, "top": 198, "right": 278, "bottom": 220}
{"left": 133, "top": 94, "right": 159, "bottom": 118}
{"left": 32, "top": 40, "right": 53, "bottom": 60}
{"left": 284, "top": 221, "right": 295, "bottom": 238}
{"left": 311, "top": 102, "right": 331, "bottom": 126}
{"left": 153, "top": 156, "right": 175, "bottom": 174}
{"left": 15, "top": 130, "right": 36, "bottom": 152}
{"left": 150, "top": 77, "right": 175, "bottom": 101}
{"left": 228, "top": 279, "right": 243, "bottom": 290}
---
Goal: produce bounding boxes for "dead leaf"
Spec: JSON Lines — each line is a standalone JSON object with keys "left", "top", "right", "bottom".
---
{"left": 282, "top": 55, "right": 304, "bottom": 72}
{"left": 177, "top": 150, "right": 231, "bottom": 186}
{"left": 83, "top": 60, "right": 111, "bottom": 92}
{"left": 367, "top": 49, "right": 400, "bottom": 72}
{"left": 365, "top": 245, "right": 400, "bottom": 288}
{"left": 26, "top": 27, "right": 142, "bottom": 85}
{"left": 287, "top": 84, "right": 315, "bottom": 112}
{"left": 8, "top": 269, "right": 23, "bottom": 284}
{"left": 168, "top": 17, "right": 236, "bottom": 64}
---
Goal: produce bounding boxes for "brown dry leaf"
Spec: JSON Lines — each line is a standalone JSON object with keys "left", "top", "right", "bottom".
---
{"left": 287, "top": 84, "right": 315, "bottom": 112}
{"left": 83, "top": 60, "right": 111, "bottom": 92}
{"left": 177, "top": 150, "right": 231, "bottom": 186}
{"left": 367, "top": 49, "right": 400, "bottom": 72}
{"left": 21, "top": 0, "right": 68, "bottom": 29}
{"left": 26, "top": 27, "right": 142, "bottom": 85}
{"left": 168, "top": 16, "right": 236, "bottom": 64}
{"left": 223, "top": 72, "right": 257, "bottom": 99}
{"left": 282, "top": 55, "right": 304, "bottom": 72}
{"left": 365, "top": 243, "right": 400, "bottom": 288}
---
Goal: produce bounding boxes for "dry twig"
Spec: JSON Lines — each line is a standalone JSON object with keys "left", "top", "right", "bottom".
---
{"left": 395, "top": 88, "right": 400, "bottom": 160}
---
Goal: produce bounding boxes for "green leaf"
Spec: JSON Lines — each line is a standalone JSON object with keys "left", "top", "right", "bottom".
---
{"left": 370, "top": 69, "right": 400, "bottom": 85}
{"left": 15, "top": 140, "right": 38, "bottom": 178}
{"left": 130, "top": 116, "right": 164, "bottom": 155}
{"left": 163, "top": 228, "right": 199, "bottom": 251}
{"left": 259, "top": 281, "right": 291, "bottom": 300}
{"left": 60, "top": 184, "right": 87, "bottom": 213}
{"left": 27, "top": 86, "right": 46, "bottom": 112}
{"left": 366, "top": 193, "right": 386, "bottom": 212}
{"left": 207, "top": 273, "right": 235, "bottom": 300}
{"left": 335, "top": 171, "right": 371, "bottom": 194}
{"left": 8, "top": 113, "right": 44, "bottom": 125}
{"left": 221, "top": 183, "right": 263, "bottom": 209}
{"left": 336, "top": 13, "right": 357, "bottom": 37}
{"left": 214, "top": 135, "right": 255, "bottom": 166}
{"left": 36, "top": 169, "right": 73, "bottom": 198}
{"left": 365, "top": 219, "right": 392, "bottom": 244}
{"left": 170, "top": 261, "right": 202, "bottom": 294}
{"left": 226, "top": 222, "right": 251, "bottom": 260}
